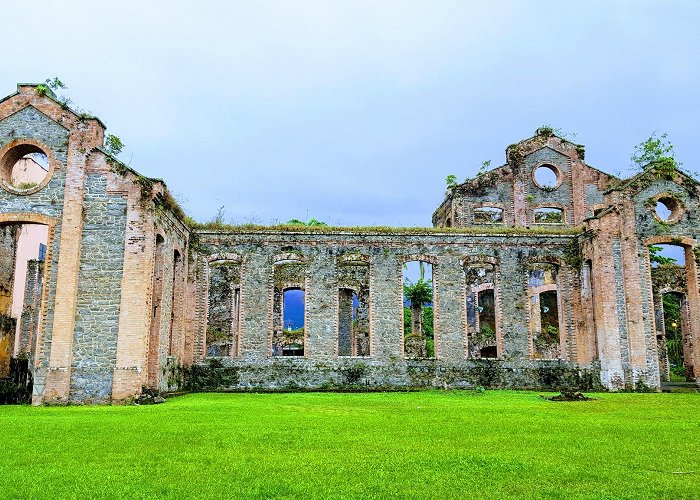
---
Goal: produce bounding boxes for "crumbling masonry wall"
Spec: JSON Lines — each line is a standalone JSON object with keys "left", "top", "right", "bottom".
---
{"left": 1, "top": 84, "right": 698, "bottom": 403}
{"left": 187, "top": 229, "right": 601, "bottom": 390}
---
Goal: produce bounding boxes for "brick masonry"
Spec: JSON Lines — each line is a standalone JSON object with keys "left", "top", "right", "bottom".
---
{"left": 0, "top": 86, "right": 698, "bottom": 403}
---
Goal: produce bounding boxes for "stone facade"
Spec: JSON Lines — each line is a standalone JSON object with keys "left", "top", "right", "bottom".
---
{"left": 0, "top": 86, "right": 697, "bottom": 404}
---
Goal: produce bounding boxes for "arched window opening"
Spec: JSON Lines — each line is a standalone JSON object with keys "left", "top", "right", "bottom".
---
{"left": 581, "top": 260, "right": 598, "bottom": 361}
{"left": 403, "top": 260, "right": 434, "bottom": 358}
{"left": 529, "top": 264, "right": 561, "bottom": 359}
{"left": 649, "top": 244, "right": 685, "bottom": 268}
{"left": 338, "top": 258, "right": 370, "bottom": 357}
{"left": 1, "top": 144, "right": 51, "bottom": 193}
{"left": 534, "top": 207, "right": 563, "bottom": 224}
{"left": 465, "top": 264, "right": 498, "bottom": 359}
{"left": 338, "top": 288, "right": 370, "bottom": 357}
{"left": 147, "top": 235, "right": 165, "bottom": 387}
{"left": 168, "top": 250, "right": 182, "bottom": 357}
{"left": 648, "top": 243, "right": 694, "bottom": 382}
{"left": 473, "top": 206, "right": 503, "bottom": 224}
{"left": 0, "top": 222, "right": 48, "bottom": 382}
{"left": 206, "top": 261, "right": 241, "bottom": 357}
{"left": 657, "top": 292, "right": 691, "bottom": 382}
{"left": 281, "top": 288, "right": 304, "bottom": 356}
{"left": 272, "top": 259, "right": 306, "bottom": 357}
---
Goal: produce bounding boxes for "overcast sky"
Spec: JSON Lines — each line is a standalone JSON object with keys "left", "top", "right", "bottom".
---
{"left": 2, "top": 1, "right": 699, "bottom": 226}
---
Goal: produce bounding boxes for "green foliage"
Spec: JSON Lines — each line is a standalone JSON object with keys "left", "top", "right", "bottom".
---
{"left": 13, "top": 181, "right": 38, "bottom": 190}
{"left": 45, "top": 77, "right": 66, "bottom": 90}
{"left": 662, "top": 293, "right": 685, "bottom": 378}
{"left": 0, "top": 314, "right": 16, "bottom": 333}
{"left": 445, "top": 174, "right": 457, "bottom": 188}
{"left": 154, "top": 190, "right": 187, "bottom": 223}
{"left": 0, "top": 379, "right": 31, "bottom": 405}
{"left": 649, "top": 245, "right": 678, "bottom": 266}
{"left": 534, "top": 325, "right": 560, "bottom": 349}
{"left": 284, "top": 327, "right": 305, "bottom": 341}
{"left": 534, "top": 210, "right": 563, "bottom": 224}
{"left": 34, "top": 84, "right": 49, "bottom": 96}
{"left": 535, "top": 125, "right": 577, "bottom": 141}
{"left": 403, "top": 306, "right": 434, "bottom": 337}
{"left": 536, "top": 125, "right": 555, "bottom": 137}
{"left": 104, "top": 134, "right": 124, "bottom": 156}
{"left": 425, "top": 338, "right": 435, "bottom": 358}
{"left": 403, "top": 278, "right": 432, "bottom": 307}
{"left": 422, "top": 306, "right": 434, "bottom": 336}
{"left": 563, "top": 240, "right": 582, "bottom": 269}
{"left": 631, "top": 132, "right": 681, "bottom": 176}
{"left": 476, "top": 160, "right": 491, "bottom": 177}
{"left": 472, "top": 324, "right": 496, "bottom": 345}
{"left": 286, "top": 218, "right": 328, "bottom": 226}
{"left": 35, "top": 78, "right": 68, "bottom": 104}
{"left": 212, "top": 205, "right": 227, "bottom": 225}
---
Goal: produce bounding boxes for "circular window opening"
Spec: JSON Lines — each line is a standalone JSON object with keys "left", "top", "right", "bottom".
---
{"left": 534, "top": 165, "right": 559, "bottom": 189}
{"left": 655, "top": 196, "right": 682, "bottom": 223}
{"left": 1, "top": 144, "right": 51, "bottom": 194}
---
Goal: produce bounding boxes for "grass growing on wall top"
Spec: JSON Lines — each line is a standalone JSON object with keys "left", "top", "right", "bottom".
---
{"left": 193, "top": 222, "right": 585, "bottom": 236}
{"left": 1, "top": 391, "right": 699, "bottom": 498}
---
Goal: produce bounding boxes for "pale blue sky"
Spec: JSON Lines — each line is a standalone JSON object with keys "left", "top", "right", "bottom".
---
{"left": 2, "top": 1, "right": 699, "bottom": 226}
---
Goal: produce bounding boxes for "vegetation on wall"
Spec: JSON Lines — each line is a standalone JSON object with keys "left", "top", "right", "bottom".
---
{"left": 34, "top": 77, "right": 65, "bottom": 98}
{"left": 286, "top": 218, "right": 328, "bottom": 226}
{"left": 104, "top": 134, "right": 124, "bottom": 156}
{"left": 630, "top": 132, "right": 681, "bottom": 178}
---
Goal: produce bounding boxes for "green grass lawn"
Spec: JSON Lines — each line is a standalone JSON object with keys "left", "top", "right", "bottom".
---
{"left": 1, "top": 391, "right": 699, "bottom": 499}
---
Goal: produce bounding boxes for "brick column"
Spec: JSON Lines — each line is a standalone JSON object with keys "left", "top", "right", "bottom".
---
{"left": 239, "top": 250, "right": 271, "bottom": 360}
{"left": 684, "top": 246, "right": 700, "bottom": 381}
{"left": 590, "top": 217, "right": 626, "bottom": 389}
{"left": 111, "top": 188, "right": 153, "bottom": 401}
{"left": 305, "top": 248, "right": 336, "bottom": 359}
{"left": 499, "top": 250, "right": 529, "bottom": 358}
{"left": 370, "top": 250, "right": 402, "bottom": 359}
{"left": 434, "top": 254, "right": 465, "bottom": 361}
{"left": 619, "top": 198, "right": 655, "bottom": 384}
{"left": 44, "top": 136, "right": 87, "bottom": 403}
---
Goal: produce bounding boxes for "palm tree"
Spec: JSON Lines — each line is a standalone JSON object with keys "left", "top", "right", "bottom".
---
{"left": 403, "top": 262, "right": 432, "bottom": 335}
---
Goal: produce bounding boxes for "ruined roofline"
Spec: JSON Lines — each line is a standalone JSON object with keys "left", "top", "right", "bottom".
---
{"left": 604, "top": 162, "right": 700, "bottom": 194}
{"left": 194, "top": 222, "right": 585, "bottom": 237}
{"left": 95, "top": 147, "right": 189, "bottom": 224}
{"left": 441, "top": 132, "right": 620, "bottom": 199}
{"left": 2, "top": 83, "right": 109, "bottom": 130}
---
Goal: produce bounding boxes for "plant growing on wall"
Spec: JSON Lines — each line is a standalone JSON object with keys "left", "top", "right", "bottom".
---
{"left": 534, "top": 325, "right": 560, "bottom": 350}
{"left": 286, "top": 218, "right": 328, "bottom": 226}
{"left": 35, "top": 77, "right": 66, "bottom": 97}
{"left": 631, "top": 132, "right": 681, "bottom": 177}
{"left": 104, "top": 134, "right": 124, "bottom": 156}
{"left": 472, "top": 324, "right": 496, "bottom": 346}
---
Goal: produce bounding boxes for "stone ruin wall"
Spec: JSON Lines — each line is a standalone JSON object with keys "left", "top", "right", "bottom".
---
{"left": 187, "top": 229, "right": 603, "bottom": 391}
{"left": 0, "top": 84, "right": 698, "bottom": 403}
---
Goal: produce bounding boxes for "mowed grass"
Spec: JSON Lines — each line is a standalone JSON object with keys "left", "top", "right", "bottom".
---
{"left": 1, "top": 391, "right": 699, "bottom": 499}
